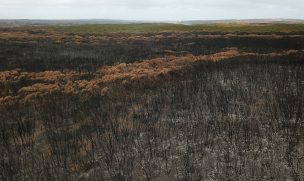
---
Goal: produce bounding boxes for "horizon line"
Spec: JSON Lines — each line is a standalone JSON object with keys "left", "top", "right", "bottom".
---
{"left": 1, "top": 18, "right": 304, "bottom": 21}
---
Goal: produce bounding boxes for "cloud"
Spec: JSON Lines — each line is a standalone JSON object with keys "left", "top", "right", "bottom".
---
{"left": 0, "top": 0, "right": 303, "bottom": 20}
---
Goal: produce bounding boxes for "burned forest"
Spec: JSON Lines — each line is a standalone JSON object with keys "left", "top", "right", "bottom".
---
{"left": 0, "top": 26, "right": 304, "bottom": 180}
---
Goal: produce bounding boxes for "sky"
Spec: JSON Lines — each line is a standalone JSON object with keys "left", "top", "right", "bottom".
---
{"left": 0, "top": 0, "right": 304, "bottom": 20}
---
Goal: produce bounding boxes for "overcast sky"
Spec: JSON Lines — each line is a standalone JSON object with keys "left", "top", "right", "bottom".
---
{"left": 0, "top": 0, "right": 303, "bottom": 20}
